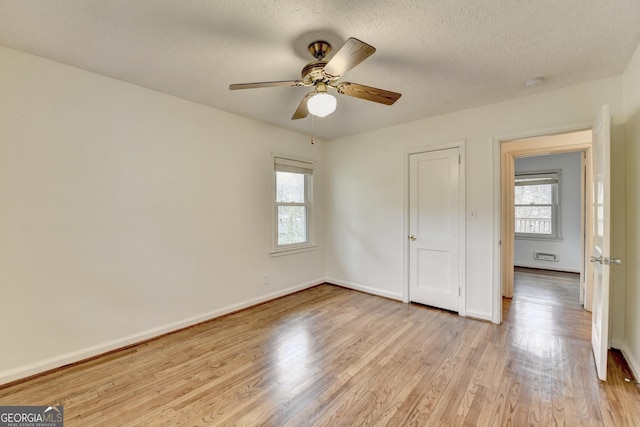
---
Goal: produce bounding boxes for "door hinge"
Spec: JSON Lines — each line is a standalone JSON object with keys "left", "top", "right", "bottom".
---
{"left": 458, "top": 287, "right": 461, "bottom": 296}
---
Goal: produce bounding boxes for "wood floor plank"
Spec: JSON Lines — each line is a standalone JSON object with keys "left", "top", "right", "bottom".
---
{"left": 1, "top": 271, "right": 639, "bottom": 426}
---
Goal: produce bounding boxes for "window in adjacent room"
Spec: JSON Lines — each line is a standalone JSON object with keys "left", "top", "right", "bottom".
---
{"left": 515, "top": 171, "right": 559, "bottom": 239}
{"left": 273, "top": 156, "right": 314, "bottom": 252}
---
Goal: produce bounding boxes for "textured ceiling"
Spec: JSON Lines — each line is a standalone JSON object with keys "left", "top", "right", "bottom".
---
{"left": 1, "top": 1, "right": 640, "bottom": 140}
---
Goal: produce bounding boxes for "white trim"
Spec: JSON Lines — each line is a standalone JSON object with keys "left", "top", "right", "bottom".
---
{"left": 403, "top": 140, "right": 467, "bottom": 316}
{"left": 492, "top": 121, "right": 592, "bottom": 324}
{"left": 270, "top": 244, "right": 317, "bottom": 257}
{"left": 464, "top": 310, "right": 493, "bottom": 322}
{"left": 514, "top": 263, "right": 580, "bottom": 274}
{"left": 492, "top": 135, "right": 501, "bottom": 323}
{"left": 620, "top": 342, "right": 640, "bottom": 381}
{"left": 515, "top": 235, "right": 564, "bottom": 242}
{"left": 0, "top": 279, "right": 324, "bottom": 386}
{"left": 326, "top": 278, "right": 403, "bottom": 301}
{"left": 272, "top": 154, "right": 315, "bottom": 252}
{"left": 611, "top": 338, "right": 624, "bottom": 350}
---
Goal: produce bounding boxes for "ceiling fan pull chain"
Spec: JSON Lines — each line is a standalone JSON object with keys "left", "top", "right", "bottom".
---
{"left": 310, "top": 115, "right": 315, "bottom": 145}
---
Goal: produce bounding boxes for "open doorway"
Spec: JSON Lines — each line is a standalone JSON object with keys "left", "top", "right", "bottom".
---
{"left": 512, "top": 151, "right": 584, "bottom": 310}
{"left": 496, "top": 106, "right": 615, "bottom": 381}
{"left": 500, "top": 130, "right": 593, "bottom": 310}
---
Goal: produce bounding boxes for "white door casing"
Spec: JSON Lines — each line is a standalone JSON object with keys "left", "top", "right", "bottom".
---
{"left": 409, "top": 148, "right": 460, "bottom": 312}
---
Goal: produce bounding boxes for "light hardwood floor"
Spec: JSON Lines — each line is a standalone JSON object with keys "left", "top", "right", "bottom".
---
{"left": 1, "top": 271, "right": 639, "bottom": 426}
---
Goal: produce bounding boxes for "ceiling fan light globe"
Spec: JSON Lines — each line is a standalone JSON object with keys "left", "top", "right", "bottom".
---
{"left": 307, "top": 92, "right": 337, "bottom": 117}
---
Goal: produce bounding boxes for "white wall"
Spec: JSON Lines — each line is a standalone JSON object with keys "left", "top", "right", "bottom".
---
{"left": 623, "top": 42, "right": 640, "bottom": 378}
{"left": 0, "top": 46, "right": 326, "bottom": 384}
{"left": 325, "top": 77, "right": 625, "bottom": 322}
{"left": 2, "top": 39, "right": 638, "bottom": 385}
{"left": 514, "top": 152, "right": 583, "bottom": 272}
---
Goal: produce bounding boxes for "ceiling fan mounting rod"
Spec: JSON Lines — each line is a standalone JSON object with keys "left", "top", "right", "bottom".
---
{"left": 315, "top": 82, "right": 328, "bottom": 93}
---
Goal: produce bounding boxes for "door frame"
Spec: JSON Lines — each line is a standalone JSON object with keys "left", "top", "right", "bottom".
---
{"left": 404, "top": 141, "right": 466, "bottom": 316}
{"left": 492, "top": 123, "right": 593, "bottom": 323}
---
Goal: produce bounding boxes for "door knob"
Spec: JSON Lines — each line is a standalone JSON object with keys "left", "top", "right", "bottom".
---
{"left": 590, "top": 256, "right": 602, "bottom": 264}
{"left": 409, "top": 235, "right": 417, "bottom": 241}
{"left": 609, "top": 258, "right": 622, "bottom": 265}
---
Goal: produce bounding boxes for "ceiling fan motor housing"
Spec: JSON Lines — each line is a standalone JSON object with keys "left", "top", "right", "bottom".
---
{"left": 301, "top": 61, "right": 328, "bottom": 85}
{"left": 301, "top": 40, "right": 336, "bottom": 85}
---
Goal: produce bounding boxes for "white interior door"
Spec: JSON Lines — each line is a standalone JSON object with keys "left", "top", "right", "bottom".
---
{"left": 590, "top": 105, "right": 613, "bottom": 381}
{"left": 409, "top": 148, "right": 460, "bottom": 311}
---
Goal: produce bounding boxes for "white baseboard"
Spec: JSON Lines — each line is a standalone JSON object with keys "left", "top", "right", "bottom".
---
{"left": 326, "top": 279, "right": 495, "bottom": 323}
{"left": 325, "top": 278, "right": 403, "bottom": 301}
{"left": 611, "top": 338, "right": 624, "bottom": 351}
{"left": 0, "top": 279, "right": 324, "bottom": 387}
{"left": 620, "top": 342, "right": 640, "bottom": 381}
{"left": 464, "top": 310, "right": 493, "bottom": 322}
{"left": 514, "top": 263, "right": 580, "bottom": 274}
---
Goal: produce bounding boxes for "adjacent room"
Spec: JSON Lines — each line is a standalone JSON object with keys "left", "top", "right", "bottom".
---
{"left": 1, "top": 1, "right": 640, "bottom": 425}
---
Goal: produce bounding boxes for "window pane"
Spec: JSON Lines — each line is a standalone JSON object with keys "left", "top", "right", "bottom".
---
{"left": 515, "top": 184, "right": 553, "bottom": 205}
{"left": 276, "top": 171, "right": 305, "bottom": 203}
{"left": 515, "top": 206, "right": 553, "bottom": 234}
{"left": 278, "top": 206, "right": 307, "bottom": 245}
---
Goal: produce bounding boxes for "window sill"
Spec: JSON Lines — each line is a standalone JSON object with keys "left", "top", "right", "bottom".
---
{"left": 515, "top": 235, "right": 564, "bottom": 242}
{"left": 270, "top": 244, "right": 317, "bottom": 257}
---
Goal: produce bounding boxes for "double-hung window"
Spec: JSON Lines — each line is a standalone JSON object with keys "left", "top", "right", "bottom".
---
{"left": 515, "top": 171, "right": 559, "bottom": 239}
{"left": 273, "top": 156, "right": 314, "bottom": 252}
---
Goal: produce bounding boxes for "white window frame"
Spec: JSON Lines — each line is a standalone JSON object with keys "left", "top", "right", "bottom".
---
{"left": 514, "top": 171, "right": 561, "bottom": 240}
{"left": 272, "top": 155, "right": 315, "bottom": 255}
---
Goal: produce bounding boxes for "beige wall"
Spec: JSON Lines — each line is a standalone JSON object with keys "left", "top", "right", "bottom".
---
{"left": 0, "top": 46, "right": 326, "bottom": 384}
{"left": 623, "top": 42, "right": 640, "bottom": 378}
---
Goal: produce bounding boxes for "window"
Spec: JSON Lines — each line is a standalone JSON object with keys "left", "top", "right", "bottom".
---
{"left": 515, "top": 172, "right": 559, "bottom": 239}
{"left": 273, "top": 156, "right": 314, "bottom": 252}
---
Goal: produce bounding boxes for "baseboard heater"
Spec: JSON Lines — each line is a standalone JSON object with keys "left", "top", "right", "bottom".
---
{"left": 534, "top": 252, "right": 558, "bottom": 262}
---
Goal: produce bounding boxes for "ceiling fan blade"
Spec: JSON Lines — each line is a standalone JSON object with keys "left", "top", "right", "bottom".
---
{"left": 229, "top": 80, "right": 303, "bottom": 90}
{"left": 292, "top": 92, "right": 315, "bottom": 120}
{"left": 323, "top": 38, "right": 376, "bottom": 78}
{"left": 334, "top": 82, "right": 401, "bottom": 105}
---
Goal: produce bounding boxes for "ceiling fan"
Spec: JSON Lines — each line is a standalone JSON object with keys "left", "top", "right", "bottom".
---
{"left": 229, "top": 37, "right": 402, "bottom": 120}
